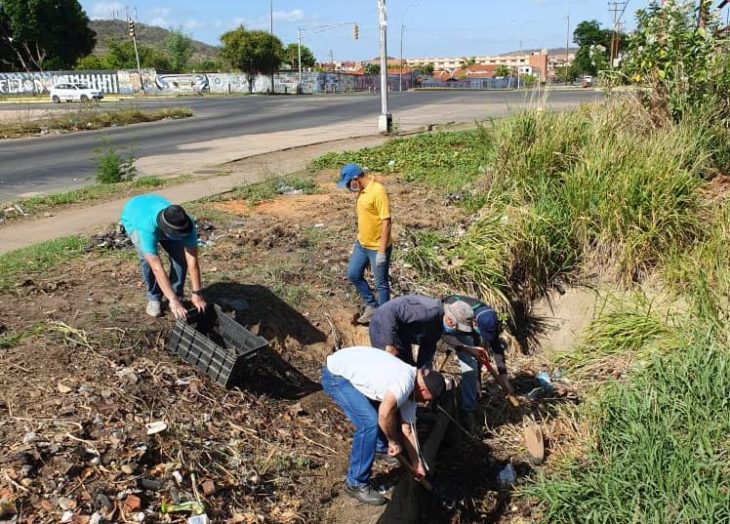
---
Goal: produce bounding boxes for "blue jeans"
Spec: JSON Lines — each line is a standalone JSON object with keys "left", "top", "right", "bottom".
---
{"left": 321, "top": 367, "right": 387, "bottom": 488}
{"left": 453, "top": 333, "right": 480, "bottom": 412}
{"left": 129, "top": 231, "right": 187, "bottom": 301}
{"left": 346, "top": 241, "right": 391, "bottom": 309}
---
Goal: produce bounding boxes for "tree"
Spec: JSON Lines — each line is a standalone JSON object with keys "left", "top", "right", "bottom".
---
{"left": 417, "top": 63, "right": 434, "bottom": 76}
{"left": 363, "top": 63, "right": 380, "bottom": 75}
{"left": 220, "top": 26, "right": 283, "bottom": 93}
{"left": 76, "top": 38, "right": 171, "bottom": 71}
{"left": 495, "top": 64, "right": 511, "bottom": 77}
{"left": 0, "top": 0, "right": 95, "bottom": 71}
{"left": 572, "top": 20, "right": 613, "bottom": 75}
{"left": 459, "top": 56, "right": 476, "bottom": 69}
{"left": 282, "top": 42, "right": 315, "bottom": 70}
{"left": 166, "top": 29, "right": 193, "bottom": 73}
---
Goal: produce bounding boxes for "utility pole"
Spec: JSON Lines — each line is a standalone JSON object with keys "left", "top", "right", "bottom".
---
{"left": 126, "top": 7, "right": 144, "bottom": 94}
{"left": 270, "top": 0, "right": 274, "bottom": 34}
{"left": 377, "top": 0, "right": 392, "bottom": 133}
{"left": 298, "top": 28, "right": 303, "bottom": 85}
{"left": 608, "top": 1, "right": 628, "bottom": 68}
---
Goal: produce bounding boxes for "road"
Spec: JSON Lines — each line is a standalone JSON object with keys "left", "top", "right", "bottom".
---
{"left": 0, "top": 90, "right": 600, "bottom": 203}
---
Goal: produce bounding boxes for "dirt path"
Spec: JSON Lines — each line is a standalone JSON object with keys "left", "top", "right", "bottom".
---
{"left": 0, "top": 134, "right": 387, "bottom": 254}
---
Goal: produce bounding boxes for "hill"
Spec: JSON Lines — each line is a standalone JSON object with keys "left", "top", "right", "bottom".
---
{"left": 89, "top": 19, "right": 219, "bottom": 63}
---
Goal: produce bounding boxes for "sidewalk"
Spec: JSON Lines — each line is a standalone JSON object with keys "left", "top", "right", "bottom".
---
{"left": 0, "top": 131, "right": 388, "bottom": 255}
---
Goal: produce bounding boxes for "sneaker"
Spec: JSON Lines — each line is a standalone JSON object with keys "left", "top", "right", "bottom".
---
{"left": 357, "top": 306, "right": 377, "bottom": 325}
{"left": 375, "top": 452, "right": 400, "bottom": 467}
{"left": 344, "top": 483, "right": 387, "bottom": 506}
{"left": 146, "top": 300, "right": 162, "bottom": 317}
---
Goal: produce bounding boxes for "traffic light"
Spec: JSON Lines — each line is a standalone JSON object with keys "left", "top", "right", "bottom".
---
{"left": 353, "top": 23, "right": 359, "bottom": 40}
{"left": 128, "top": 20, "right": 136, "bottom": 38}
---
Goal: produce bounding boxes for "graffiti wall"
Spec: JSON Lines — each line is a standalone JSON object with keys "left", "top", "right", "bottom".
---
{"left": 0, "top": 71, "right": 120, "bottom": 95}
{"left": 0, "top": 69, "right": 415, "bottom": 96}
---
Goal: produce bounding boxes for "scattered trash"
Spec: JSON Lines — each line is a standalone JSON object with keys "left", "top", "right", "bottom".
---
{"left": 496, "top": 463, "right": 517, "bottom": 488}
{"left": 57, "top": 382, "right": 73, "bottom": 394}
{"left": 87, "top": 228, "right": 133, "bottom": 251}
{"left": 313, "top": 223, "right": 325, "bottom": 228}
{"left": 525, "top": 387, "right": 546, "bottom": 401}
{"left": 172, "top": 471, "right": 184, "bottom": 485}
{"left": 22, "top": 431, "right": 37, "bottom": 444}
{"left": 536, "top": 371, "right": 553, "bottom": 390}
{"left": 160, "top": 501, "right": 206, "bottom": 515}
{"left": 60, "top": 510, "right": 74, "bottom": 523}
{"left": 145, "top": 421, "right": 168, "bottom": 435}
{"left": 277, "top": 184, "right": 303, "bottom": 196}
{"left": 188, "top": 514, "right": 210, "bottom": 524}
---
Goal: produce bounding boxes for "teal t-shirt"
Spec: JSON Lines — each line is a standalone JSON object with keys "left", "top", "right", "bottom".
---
{"left": 120, "top": 195, "right": 197, "bottom": 255}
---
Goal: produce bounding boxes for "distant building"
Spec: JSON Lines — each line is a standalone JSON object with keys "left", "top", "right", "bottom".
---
{"left": 409, "top": 50, "right": 557, "bottom": 83}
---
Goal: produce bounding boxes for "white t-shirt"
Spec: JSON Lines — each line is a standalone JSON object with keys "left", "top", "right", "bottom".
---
{"left": 326, "top": 346, "right": 417, "bottom": 423}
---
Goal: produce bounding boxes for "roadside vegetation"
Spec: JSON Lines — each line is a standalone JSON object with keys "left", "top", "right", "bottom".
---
{"left": 0, "top": 106, "right": 193, "bottom": 139}
{"left": 0, "top": 235, "right": 87, "bottom": 292}
{"left": 0, "top": 175, "right": 192, "bottom": 223}
{"left": 311, "top": 2, "right": 730, "bottom": 521}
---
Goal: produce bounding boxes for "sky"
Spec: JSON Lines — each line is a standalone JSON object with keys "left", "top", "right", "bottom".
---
{"left": 79, "top": 0, "right": 643, "bottom": 62}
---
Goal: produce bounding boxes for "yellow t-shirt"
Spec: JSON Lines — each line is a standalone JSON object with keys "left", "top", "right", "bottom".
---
{"left": 356, "top": 179, "right": 392, "bottom": 250}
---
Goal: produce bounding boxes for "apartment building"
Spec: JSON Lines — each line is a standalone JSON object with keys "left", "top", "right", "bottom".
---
{"left": 409, "top": 50, "right": 550, "bottom": 82}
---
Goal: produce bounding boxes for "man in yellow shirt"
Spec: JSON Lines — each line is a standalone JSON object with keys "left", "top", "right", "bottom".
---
{"left": 338, "top": 163, "right": 392, "bottom": 324}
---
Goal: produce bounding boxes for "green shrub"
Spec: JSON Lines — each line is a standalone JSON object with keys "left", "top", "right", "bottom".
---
{"left": 95, "top": 143, "right": 136, "bottom": 184}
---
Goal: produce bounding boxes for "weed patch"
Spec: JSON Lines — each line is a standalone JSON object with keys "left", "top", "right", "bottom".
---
{"left": 0, "top": 236, "right": 87, "bottom": 292}
{"left": 0, "top": 106, "right": 193, "bottom": 139}
{"left": 217, "top": 175, "right": 320, "bottom": 206}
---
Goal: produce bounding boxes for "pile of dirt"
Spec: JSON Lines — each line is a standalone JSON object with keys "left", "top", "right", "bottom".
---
{"left": 0, "top": 172, "right": 580, "bottom": 523}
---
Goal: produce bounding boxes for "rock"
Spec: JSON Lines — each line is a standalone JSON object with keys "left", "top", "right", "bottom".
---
{"left": 123, "top": 495, "right": 141, "bottom": 512}
{"left": 57, "top": 383, "right": 73, "bottom": 394}
{"left": 172, "top": 471, "right": 183, "bottom": 485}
{"left": 61, "top": 510, "right": 74, "bottom": 523}
{"left": 94, "top": 494, "right": 113, "bottom": 512}
{"left": 139, "top": 479, "right": 162, "bottom": 491}
{"left": 121, "top": 464, "right": 134, "bottom": 475}
{"left": 89, "top": 513, "right": 102, "bottom": 524}
{"left": 58, "top": 497, "right": 76, "bottom": 511}
{"left": 116, "top": 368, "right": 139, "bottom": 385}
{"left": 22, "top": 432, "right": 37, "bottom": 444}
{"left": 20, "top": 479, "right": 33, "bottom": 487}
{"left": 133, "top": 512, "right": 145, "bottom": 522}
{"left": 201, "top": 479, "right": 216, "bottom": 496}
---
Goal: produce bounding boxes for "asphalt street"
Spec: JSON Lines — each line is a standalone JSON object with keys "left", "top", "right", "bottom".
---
{"left": 0, "top": 90, "right": 600, "bottom": 202}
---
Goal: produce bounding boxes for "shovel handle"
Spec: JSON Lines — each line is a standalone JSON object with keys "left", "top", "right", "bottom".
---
{"left": 394, "top": 454, "right": 433, "bottom": 491}
{"left": 478, "top": 354, "right": 521, "bottom": 408}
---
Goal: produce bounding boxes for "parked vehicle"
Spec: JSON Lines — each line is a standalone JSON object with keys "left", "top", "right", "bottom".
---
{"left": 50, "top": 83, "right": 104, "bottom": 103}
{"left": 580, "top": 75, "right": 594, "bottom": 88}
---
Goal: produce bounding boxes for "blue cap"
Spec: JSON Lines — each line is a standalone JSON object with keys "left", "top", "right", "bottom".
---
{"left": 337, "top": 163, "right": 364, "bottom": 188}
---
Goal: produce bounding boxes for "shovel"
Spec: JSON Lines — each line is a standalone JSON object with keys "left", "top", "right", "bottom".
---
{"left": 476, "top": 353, "right": 521, "bottom": 408}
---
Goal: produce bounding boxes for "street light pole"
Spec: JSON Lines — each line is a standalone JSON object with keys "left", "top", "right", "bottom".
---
{"left": 270, "top": 0, "right": 274, "bottom": 34}
{"left": 377, "top": 0, "right": 391, "bottom": 133}
{"left": 399, "top": 3, "right": 420, "bottom": 92}
{"left": 565, "top": 14, "right": 570, "bottom": 86}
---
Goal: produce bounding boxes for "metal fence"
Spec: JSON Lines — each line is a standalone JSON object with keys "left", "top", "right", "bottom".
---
{"left": 420, "top": 76, "right": 520, "bottom": 90}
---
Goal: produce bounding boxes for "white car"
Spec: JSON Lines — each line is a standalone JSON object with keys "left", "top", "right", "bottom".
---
{"left": 50, "top": 83, "right": 104, "bottom": 103}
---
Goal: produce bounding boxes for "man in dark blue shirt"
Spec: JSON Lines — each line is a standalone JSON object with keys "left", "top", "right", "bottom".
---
{"left": 368, "top": 295, "right": 474, "bottom": 369}
{"left": 441, "top": 294, "right": 513, "bottom": 430}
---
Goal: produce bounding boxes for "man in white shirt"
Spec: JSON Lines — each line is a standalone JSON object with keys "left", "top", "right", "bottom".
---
{"left": 321, "top": 346, "right": 446, "bottom": 506}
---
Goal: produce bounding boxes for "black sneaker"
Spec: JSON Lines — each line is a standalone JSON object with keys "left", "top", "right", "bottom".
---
{"left": 344, "top": 483, "right": 387, "bottom": 506}
{"left": 375, "top": 452, "right": 400, "bottom": 466}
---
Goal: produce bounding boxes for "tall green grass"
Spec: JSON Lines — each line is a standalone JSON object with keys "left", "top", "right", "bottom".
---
{"left": 526, "top": 336, "right": 730, "bottom": 523}
{"left": 311, "top": 127, "right": 495, "bottom": 193}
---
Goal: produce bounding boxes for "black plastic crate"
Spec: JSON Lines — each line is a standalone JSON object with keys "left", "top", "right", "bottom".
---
{"left": 167, "top": 304, "right": 268, "bottom": 388}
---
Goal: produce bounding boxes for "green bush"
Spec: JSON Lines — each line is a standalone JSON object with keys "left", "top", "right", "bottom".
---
{"left": 95, "top": 144, "right": 136, "bottom": 184}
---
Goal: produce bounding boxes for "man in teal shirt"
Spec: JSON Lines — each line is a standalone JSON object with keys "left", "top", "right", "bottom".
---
{"left": 121, "top": 194, "right": 206, "bottom": 319}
